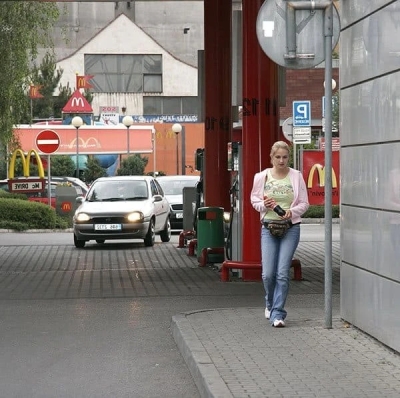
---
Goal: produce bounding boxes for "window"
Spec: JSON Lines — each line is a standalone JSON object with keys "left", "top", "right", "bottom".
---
{"left": 85, "top": 54, "right": 162, "bottom": 93}
{"left": 143, "top": 96, "right": 199, "bottom": 116}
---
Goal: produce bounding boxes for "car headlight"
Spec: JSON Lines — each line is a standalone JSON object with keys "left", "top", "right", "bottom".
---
{"left": 127, "top": 211, "right": 144, "bottom": 222}
{"left": 76, "top": 213, "right": 90, "bottom": 222}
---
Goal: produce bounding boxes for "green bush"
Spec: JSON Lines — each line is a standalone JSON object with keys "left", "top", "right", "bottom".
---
{"left": 0, "top": 198, "right": 57, "bottom": 230}
{"left": 0, "top": 190, "right": 28, "bottom": 200}
{"left": 303, "top": 205, "right": 340, "bottom": 218}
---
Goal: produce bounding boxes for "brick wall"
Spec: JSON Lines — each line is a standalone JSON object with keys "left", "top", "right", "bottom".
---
{"left": 280, "top": 67, "right": 340, "bottom": 123}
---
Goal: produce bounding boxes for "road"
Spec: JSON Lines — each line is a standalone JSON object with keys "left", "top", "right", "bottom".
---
{"left": 0, "top": 224, "right": 339, "bottom": 398}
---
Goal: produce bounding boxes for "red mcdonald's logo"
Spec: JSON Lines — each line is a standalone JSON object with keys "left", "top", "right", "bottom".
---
{"left": 61, "top": 202, "right": 72, "bottom": 212}
{"left": 307, "top": 164, "right": 338, "bottom": 189}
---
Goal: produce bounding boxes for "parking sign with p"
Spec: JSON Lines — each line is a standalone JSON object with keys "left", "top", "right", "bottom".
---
{"left": 293, "top": 101, "right": 311, "bottom": 127}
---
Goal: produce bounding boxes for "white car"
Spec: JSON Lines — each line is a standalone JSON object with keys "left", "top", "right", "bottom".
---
{"left": 156, "top": 175, "right": 200, "bottom": 230}
{"left": 73, "top": 176, "right": 171, "bottom": 248}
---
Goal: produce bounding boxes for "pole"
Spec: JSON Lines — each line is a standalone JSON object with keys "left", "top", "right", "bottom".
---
{"left": 152, "top": 129, "right": 156, "bottom": 176}
{"left": 76, "top": 127, "right": 80, "bottom": 179}
{"left": 127, "top": 127, "right": 130, "bottom": 155}
{"left": 176, "top": 132, "right": 179, "bottom": 175}
{"left": 47, "top": 155, "right": 51, "bottom": 206}
{"left": 181, "top": 126, "right": 186, "bottom": 175}
{"left": 324, "top": 1, "right": 333, "bottom": 329}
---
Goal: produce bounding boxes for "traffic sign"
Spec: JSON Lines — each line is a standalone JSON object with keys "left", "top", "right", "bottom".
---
{"left": 282, "top": 117, "right": 293, "bottom": 142}
{"left": 36, "top": 130, "right": 60, "bottom": 154}
{"left": 293, "top": 126, "right": 311, "bottom": 144}
{"left": 293, "top": 101, "right": 311, "bottom": 127}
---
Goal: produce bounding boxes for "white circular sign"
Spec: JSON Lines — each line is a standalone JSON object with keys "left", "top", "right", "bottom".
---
{"left": 256, "top": 0, "right": 340, "bottom": 69}
{"left": 282, "top": 117, "right": 293, "bottom": 142}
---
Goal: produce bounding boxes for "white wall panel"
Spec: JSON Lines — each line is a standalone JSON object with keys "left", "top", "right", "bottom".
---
{"left": 341, "top": 73, "right": 400, "bottom": 146}
{"left": 341, "top": 263, "right": 400, "bottom": 353}
{"left": 341, "top": 0, "right": 394, "bottom": 28}
{"left": 341, "top": 2, "right": 400, "bottom": 87}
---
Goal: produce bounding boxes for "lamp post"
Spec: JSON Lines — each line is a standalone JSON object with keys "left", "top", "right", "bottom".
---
{"left": 122, "top": 115, "right": 134, "bottom": 155}
{"left": 172, "top": 123, "right": 182, "bottom": 175}
{"left": 71, "top": 116, "right": 83, "bottom": 178}
{"left": 152, "top": 128, "right": 156, "bottom": 176}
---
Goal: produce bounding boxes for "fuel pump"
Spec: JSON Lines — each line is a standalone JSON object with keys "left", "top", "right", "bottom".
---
{"left": 225, "top": 142, "right": 242, "bottom": 262}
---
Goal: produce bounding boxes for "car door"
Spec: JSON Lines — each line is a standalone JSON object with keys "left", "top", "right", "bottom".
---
{"left": 150, "top": 179, "right": 169, "bottom": 231}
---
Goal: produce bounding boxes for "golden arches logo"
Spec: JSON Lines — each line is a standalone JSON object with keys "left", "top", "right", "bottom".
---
{"left": 71, "top": 97, "right": 85, "bottom": 108}
{"left": 307, "top": 164, "right": 338, "bottom": 188}
{"left": 68, "top": 137, "right": 101, "bottom": 149}
{"left": 9, "top": 149, "right": 45, "bottom": 179}
{"left": 61, "top": 202, "right": 72, "bottom": 212}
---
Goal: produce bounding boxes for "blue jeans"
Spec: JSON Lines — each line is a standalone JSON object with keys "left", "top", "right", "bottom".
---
{"left": 261, "top": 223, "right": 300, "bottom": 323}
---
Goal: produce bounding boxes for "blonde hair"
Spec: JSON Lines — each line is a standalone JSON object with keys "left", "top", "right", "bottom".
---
{"left": 270, "top": 141, "right": 290, "bottom": 159}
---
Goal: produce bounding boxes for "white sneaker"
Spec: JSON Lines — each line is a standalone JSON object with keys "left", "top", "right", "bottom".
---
{"left": 273, "top": 319, "right": 285, "bottom": 328}
{"left": 264, "top": 308, "right": 270, "bottom": 319}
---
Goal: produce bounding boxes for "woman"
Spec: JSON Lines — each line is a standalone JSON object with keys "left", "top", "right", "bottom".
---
{"left": 250, "top": 141, "right": 309, "bottom": 327}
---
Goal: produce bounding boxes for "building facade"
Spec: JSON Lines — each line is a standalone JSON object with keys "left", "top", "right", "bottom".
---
{"left": 340, "top": 1, "right": 400, "bottom": 352}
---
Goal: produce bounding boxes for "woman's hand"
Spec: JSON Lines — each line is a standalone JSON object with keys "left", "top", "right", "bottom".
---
{"left": 263, "top": 196, "right": 276, "bottom": 210}
{"left": 282, "top": 210, "right": 292, "bottom": 220}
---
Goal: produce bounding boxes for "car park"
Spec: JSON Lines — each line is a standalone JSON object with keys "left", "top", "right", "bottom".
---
{"left": 73, "top": 175, "right": 171, "bottom": 248}
{"left": 156, "top": 175, "right": 200, "bottom": 230}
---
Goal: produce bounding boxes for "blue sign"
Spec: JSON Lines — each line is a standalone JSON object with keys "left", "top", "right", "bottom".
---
{"left": 293, "top": 101, "right": 311, "bottom": 127}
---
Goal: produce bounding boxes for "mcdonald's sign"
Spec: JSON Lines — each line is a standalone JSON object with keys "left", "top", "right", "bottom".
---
{"left": 61, "top": 202, "right": 72, "bottom": 212}
{"left": 8, "top": 149, "right": 46, "bottom": 193}
{"left": 302, "top": 150, "right": 340, "bottom": 206}
{"left": 71, "top": 97, "right": 85, "bottom": 108}
{"left": 307, "top": 164, "right": 338, "bottom": 189}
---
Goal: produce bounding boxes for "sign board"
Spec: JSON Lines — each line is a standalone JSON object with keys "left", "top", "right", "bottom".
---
{"left": 36, "top": 130, "right": 60, "bottom": 154}
{"left": 293, "top": 101, "right": 311, "bottom": 127}
{"left": 282, "top": 117, "right": 293, "bottom": 142}
{"left": 293, "top": 126, "right": 311, "bottom": 144}
{"left": 256, "top": 0, "right": 340, "bottom": 69}
{"left": 8, "top": 178, "right": 46, "bottom": 193}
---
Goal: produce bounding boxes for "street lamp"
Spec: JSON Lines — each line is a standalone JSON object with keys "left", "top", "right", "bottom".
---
{"left": 122, "top": 115, "right": 134, "bottom": 155}
{"left": 71, "top": 115, "right": 83, "bottom": 179}
{"left": 152, "top": 127, "right": 156, "bottom": 176}
{"left": 172, "top": 123, "right": 182, "bottom": 175}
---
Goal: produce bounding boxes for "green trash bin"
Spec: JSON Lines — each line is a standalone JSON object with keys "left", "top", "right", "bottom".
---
{"left": 197, "top": 207, "right": 225, "bottom": 263}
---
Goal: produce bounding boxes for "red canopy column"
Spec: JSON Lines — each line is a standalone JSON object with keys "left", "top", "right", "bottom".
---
{"left": 203, "top": 0, "right": 231, "bottom": 209}
{"left": 241, "top": 0, "right": 280, "bottom": 280}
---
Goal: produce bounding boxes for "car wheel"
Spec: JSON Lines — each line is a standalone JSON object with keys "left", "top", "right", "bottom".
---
{"left": 160, "top": 218, "right": 171, "bottom": 242}
{"left": 74, "top": 234, "right": 85, "bottom": 248}
{"left": 144, "top": 219, "right": 155, "bottom": 247}
{"left": 96, "top": 239, "right": 105, "bottom": 244}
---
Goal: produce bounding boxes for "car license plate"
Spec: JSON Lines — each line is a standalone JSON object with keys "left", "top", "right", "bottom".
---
{"left": 95, "top": 224, "right": 122, "bottom": 231}
{"left": 176, "top": 213, "right": 183, "bottom": 219}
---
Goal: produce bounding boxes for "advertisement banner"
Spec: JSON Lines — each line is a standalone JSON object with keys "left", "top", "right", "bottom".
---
{"left": 302, "top": 150, "right": 340, "bottom": 206}
{"left": 13, "top": 125, "right": 154, "bottom": 155}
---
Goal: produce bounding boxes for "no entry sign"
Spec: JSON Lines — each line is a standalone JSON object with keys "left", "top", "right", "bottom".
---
{"left": 36, "top": 130, "right": 60, "bottom": 154}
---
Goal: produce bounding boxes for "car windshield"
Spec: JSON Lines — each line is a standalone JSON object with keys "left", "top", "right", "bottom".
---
{"left": 158, "top": 179, "right": 198, "bottom": 195}
{"left": 87, "top": 180, "right": 148, "bottom": 202}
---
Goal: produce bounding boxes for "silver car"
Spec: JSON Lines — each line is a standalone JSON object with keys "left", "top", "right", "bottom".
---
{"left": 156, "top": 175, "right": 200, "bottom": 230}
{"left": 73, "top": 176, "right": 171, "bottom": 248}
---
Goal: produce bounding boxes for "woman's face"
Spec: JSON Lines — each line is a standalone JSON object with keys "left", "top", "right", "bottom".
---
{"left": 271, "top": 148, "right": 289, "bottom": 169}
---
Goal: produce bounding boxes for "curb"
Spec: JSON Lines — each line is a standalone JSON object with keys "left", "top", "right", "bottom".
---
{"left": 171, "top": 312, "right": 233, "bottom": 398}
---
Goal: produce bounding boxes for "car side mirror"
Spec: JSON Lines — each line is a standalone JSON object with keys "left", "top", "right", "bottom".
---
{"left": 153, "top": 194, "right": 163, "bottom": 202}
{"left": 76, "top": 196, "right": 84, "bottom": 205}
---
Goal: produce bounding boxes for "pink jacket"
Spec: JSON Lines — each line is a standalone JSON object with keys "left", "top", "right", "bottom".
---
{"left": 250, "top": 168, "right": 309, "bottom": 224}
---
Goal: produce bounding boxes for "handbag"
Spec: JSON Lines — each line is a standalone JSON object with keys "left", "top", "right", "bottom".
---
{"left": 264, "top": 220, "right": 292, "bottom": 238}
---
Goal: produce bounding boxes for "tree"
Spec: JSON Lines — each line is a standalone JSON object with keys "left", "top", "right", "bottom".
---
{"left": 117, "top": 155, "right": 149, "bottom": 176}
{"left": 83, "top": 157, "right": 108, "bottom": 184}
{"left": 0, "top": 2, "right": 59, "bottom": 145}
{"left": 50, "top": 155, "right": 76, "bottom": 177}
{"left": 30, "top": 52, "right": 63, "bottom": 121}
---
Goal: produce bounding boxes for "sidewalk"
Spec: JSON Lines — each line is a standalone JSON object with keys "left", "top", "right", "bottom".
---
{"left": 171, "top": 241, "right": 400, "bottom": 398}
